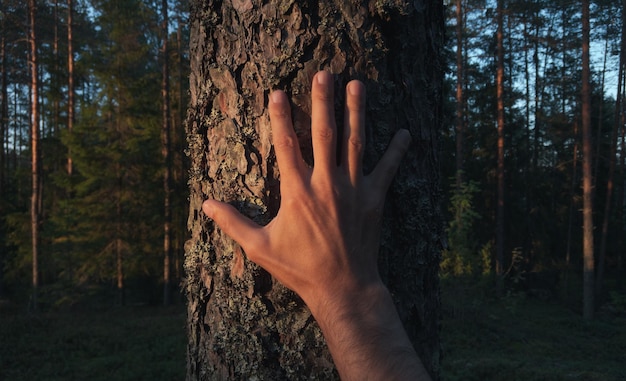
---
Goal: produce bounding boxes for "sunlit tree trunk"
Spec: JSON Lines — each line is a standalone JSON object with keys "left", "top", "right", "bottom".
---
{"left": 161, "top": 0, "right": 173, "bottom": 307}
{"left": 581, "top": 0, "right": 594, "bottom": 320}
{"left": 67, "top": 0, "right": 74, "bottom": 176}
{"left": 495, "top": 0, "right": 506, "bottom": 294}
{"left": 185, "top": 0, "right": 444, "bottom": 379}
{"left": 564, "top": 119, "right": 579, "bottom": 299}
{"left": 28, "top": 0, "right": 41, "bottom": 312}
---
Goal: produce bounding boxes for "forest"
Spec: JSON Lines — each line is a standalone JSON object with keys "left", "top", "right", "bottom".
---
{"left": 0, "top": 0, "right": 625, "bottom": 379}
{"left": 0, "top": 0, "right": 190, "bottom": 308}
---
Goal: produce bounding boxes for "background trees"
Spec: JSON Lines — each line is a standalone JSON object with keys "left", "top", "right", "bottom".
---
{"left": 0, "top": 0, "right": 189, "bottom": 307}
{"left": 443, "top": 0, "right": 625, "bottom": 315}
{"left": 0, "top": 0, "right": 623, "bottom": 338}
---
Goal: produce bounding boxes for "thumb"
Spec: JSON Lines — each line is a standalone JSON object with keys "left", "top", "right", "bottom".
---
{"left": 202, "top": 199, "right": 263, "bottom": 248}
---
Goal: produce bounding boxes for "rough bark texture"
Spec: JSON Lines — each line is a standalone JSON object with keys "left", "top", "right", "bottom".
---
{"left": 185, "top": 0, "right": 444, "bottom": 379}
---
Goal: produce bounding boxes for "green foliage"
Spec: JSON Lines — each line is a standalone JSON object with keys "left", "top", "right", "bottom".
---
{"left": 0, "top": 0, "right": 190, "bottom": 306}
{"left": 442, "top": 176, "right": 483, "bottom": 277}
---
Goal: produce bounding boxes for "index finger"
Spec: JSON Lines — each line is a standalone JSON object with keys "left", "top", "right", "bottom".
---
{"left": 269, "top": 90, "right": 307, "bottom": 182}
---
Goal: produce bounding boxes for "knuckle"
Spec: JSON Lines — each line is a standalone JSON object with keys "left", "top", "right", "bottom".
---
{"left": 270, "top": 106, "right": 290, "bottom": 121}
{"left": 274, "top": 134, "right": 297, "bottom": 150}
{"left": 348, "top": 135, "right": 364, "bottom": 151}
{"left": 314, "top": 126, "right": 334, "bottom": 142}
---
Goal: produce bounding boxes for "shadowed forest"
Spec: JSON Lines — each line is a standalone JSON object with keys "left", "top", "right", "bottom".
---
{"left": 0, "top": 0, "right": 625, "bottom": 380}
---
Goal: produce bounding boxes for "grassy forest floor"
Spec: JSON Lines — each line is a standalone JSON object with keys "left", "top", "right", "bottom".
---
{"left": 1, "top": 283, "right": 625, "bottom": 381}
{"left": 440, "top": 279, "right": 626, "bottom": 381}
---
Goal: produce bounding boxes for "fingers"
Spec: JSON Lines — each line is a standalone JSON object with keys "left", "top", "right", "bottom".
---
{"left": 202, "top": 199, "right": 264, "bottom": 250}
{"left": 342, "top": 80, "right": 366, "bottom": 185}
{"left": 311, "top": 71, "right": 337, "bottom": 176}
{"left": 369, "top": 129, "right": 411, "bottom": 194}
{"left": 269, "top": 90, "right": 306, "bottom": 183}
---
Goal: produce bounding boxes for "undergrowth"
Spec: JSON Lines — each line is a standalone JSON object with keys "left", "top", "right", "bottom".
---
{"left": 440, "top": 278, "right": 626, "bottom": 381}
{"left": 0, "top": 305, "right": 186, "bottom": 381}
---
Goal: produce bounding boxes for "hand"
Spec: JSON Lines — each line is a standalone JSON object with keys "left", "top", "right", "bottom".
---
{"left": 203, "top": 71, "right": 430, "bottom": 381}
{"left": 202, "top": 71, "right": 410, "bottom": 314}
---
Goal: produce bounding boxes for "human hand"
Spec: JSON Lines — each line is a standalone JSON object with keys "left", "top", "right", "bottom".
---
{"left": 202, "top": 71, "right": 410, "bottom": 316}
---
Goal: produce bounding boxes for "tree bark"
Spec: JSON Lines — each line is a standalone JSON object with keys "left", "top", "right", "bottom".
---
{"left": 185, "top": 0, "right": 444, "bottom": 379}
{"left": 581, "top": 0, "right": 595, "bottom": 320}
{"left": 28, "top": 0, "right": 41, "bottom": 312}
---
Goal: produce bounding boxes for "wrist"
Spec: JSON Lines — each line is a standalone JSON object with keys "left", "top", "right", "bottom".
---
{"left": 309, "top": 282, "right": 428, "bottom": 380}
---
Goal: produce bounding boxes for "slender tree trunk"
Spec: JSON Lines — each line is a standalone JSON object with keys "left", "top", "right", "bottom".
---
{"left": 29, "top": 0, "right": 41, "bottom": 312}
{"left": 116, "top": 165, "right": 125, "bottom": 306}
{"left": 0, "top": 2, "right": 5, "bottom": 298}
{"left": 455, "top": 0, "right": 464, "bottom": 187}
{"left": 161, "top": 0, "right": 173, "bottom": 307}
{"left": 564, "top": 119, "right": 579, "bottom": 299}
{"left": 615, "top": 0, "right": 626, "bottom": 292}
{"left": 67, "top": 0, "right": 74, "bottom": 176}
{"left": 495, "top": 0, "right": 506, "bottom": 294}
{"left": 176, "top": 14, "right": 185, "bottom": 285}
{"left": 581, "top": 0, "right": 595, "bottom": 320}
{"left": 0, "top": 6, "right": 5, "bottom": 208}
{"left": 597, "top": 11, "right": 625, "bottom": 300}
{"left": 185, "top": 0, "right": 444, "bottom": 379}
{"left": 52, "top": 0, "right": 60, "bottom": 137}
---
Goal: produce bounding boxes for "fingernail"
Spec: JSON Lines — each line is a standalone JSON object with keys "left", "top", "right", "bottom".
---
{"left": 202, "top": 200, "right": 214, "bottom": 217}
{"left": 348, "top": 82, "right": 357, "bottom": 96}
{"left": 270, "top": 91, "right": 281, "bottom": 104}
{"left": 317, "top": 71, "right": 329, "bottom": 85}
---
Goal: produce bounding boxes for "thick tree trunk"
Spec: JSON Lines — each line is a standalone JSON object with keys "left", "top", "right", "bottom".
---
{"left": 185, "top": 1, "right": 444, "bottom": 379}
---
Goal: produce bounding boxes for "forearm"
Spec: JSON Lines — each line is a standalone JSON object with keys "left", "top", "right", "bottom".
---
{"left": 310, "top": 283, "right": 432, "bottom": 381}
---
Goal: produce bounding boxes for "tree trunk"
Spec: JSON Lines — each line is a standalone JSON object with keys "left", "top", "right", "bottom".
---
{"left": 455, "top": 0, "right": 464, "bottom": 188}
{"left": 597, "top": 8, "right": 625, "bottom": 301}
{"left": 185, "top": 0, "right": 444, "bottom": 380}
{"left": 0, "top": 1, "right": 5, "bottom": 299}
{"left": 495, "top": 0, "right": 506, "bottom": 294}
{"left": 161, "top": 0, "right": 173, "bottom": 307}
{"left": 67, "top": 0, "right": 74, "bottom": 177}
{"left": 29, "top": 0, "right": 41, "bottom": 312}
{"left": 0, "top": 2, "right": 5, "bottom": 211}
{"left": 581, "top": 0, "right": 595, "bottom": 320}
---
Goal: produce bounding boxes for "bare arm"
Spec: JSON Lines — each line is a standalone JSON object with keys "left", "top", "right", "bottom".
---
{"left": 203, "top": 71, "right": 432, "bottom": 381}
